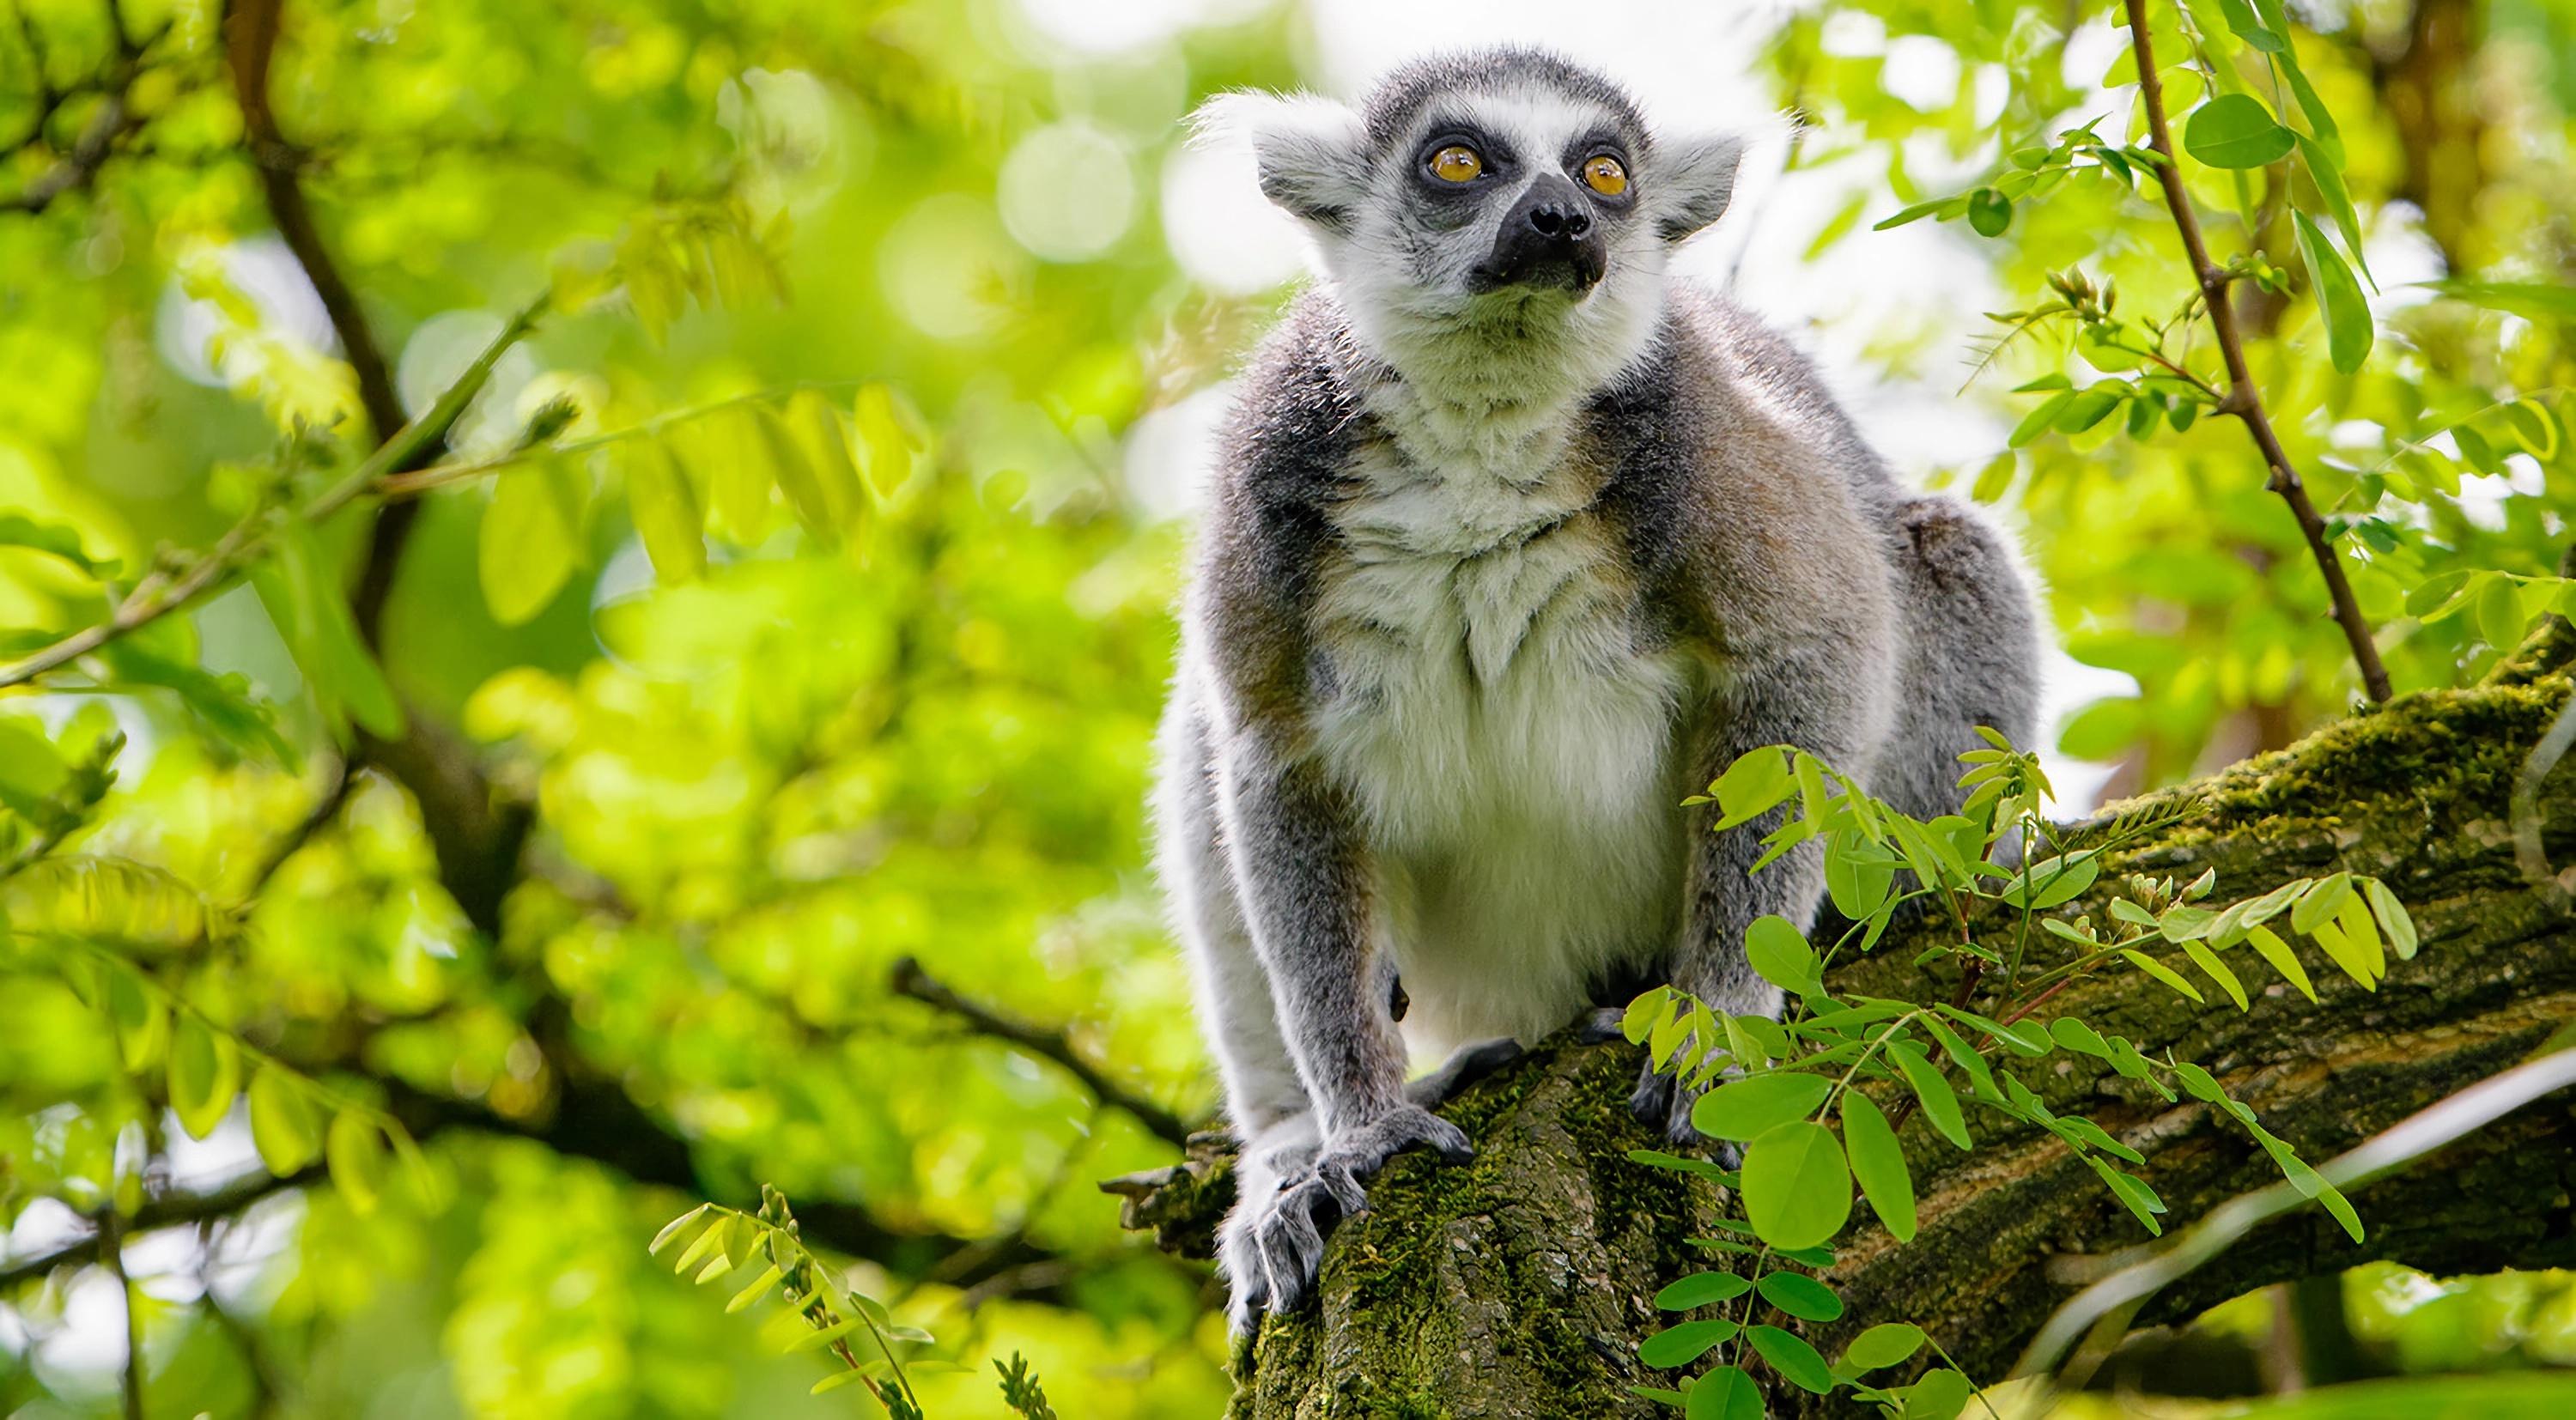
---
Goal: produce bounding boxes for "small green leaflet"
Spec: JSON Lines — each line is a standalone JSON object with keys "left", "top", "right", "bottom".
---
{"left": 1746, "top": 1325, "right": 1836, "bottom": 1395}
{"left": 1741, "top": 1120, "right": 1851, "bottom": 1250}
{"left": 2293, "top": 211, "right": 2372, "bottom": 373}
{"left": 1639, "top": 1318, "right": 1739, "bottom": 1367}
{"left": 1841, "top": 1089, "right": 1917, "bottom": 1241}
{"left": 2184, "top": 94, "right": 2295, "bottom": 169}
{"left": 1687, "top": 1366, "right": 1763, "bottom": 1420}
{"left": 1653, "top": 1271, "right": 1750, "bottom": 1310}
{"left": 1754, "top": 1270, "right": 1844, "bottom": 1321}
{"left": 1843, "top": 1322, "right": 1929, "bottom": 1372}
{"left": 1692, "top": 1071, "right": 1832, "bottom": 1143}
{"left": 1744, "top": 914, "right": 1826, "bottom": 997}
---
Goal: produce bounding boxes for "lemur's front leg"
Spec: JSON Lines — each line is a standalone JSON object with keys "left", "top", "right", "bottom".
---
{"left": 1214, "top": 725, "right": 1473, "bottom": 1314}
{"left": 1636, "top": 643, "right": 1875, "bottom": 1149}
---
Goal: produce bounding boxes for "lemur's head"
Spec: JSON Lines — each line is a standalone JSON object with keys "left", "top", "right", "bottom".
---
{"left": 1199, "top": 49, "right": 1745, "bottom": 405}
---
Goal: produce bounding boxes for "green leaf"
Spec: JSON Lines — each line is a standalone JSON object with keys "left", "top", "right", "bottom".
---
{"left": 2048, "top": 1017, "right": 2110, "bottom": 1058}
{"left": 2009, "top": 390, "right": 2076, "bottom": 448}
{"left": 757, "top": 404, "right": 835, "bottom": 543}
{"left": 1655, "top": 1271, "right": 1751, "bottom": 1310}
{"left": 649, "top": 1204, "right": 712, "bottom": 1255}
{"left": 1623, "top": 988, "right": 1676, "bottom": 1046}
{"left": 1630, "top": 1149, "right": 1738, "bottom": 1184}
{"left": 479, "top": 457, "right": 588, "bottom": 626}
{"left": 2506, "top": 399, "right": 2561, "bottom": 459}
{"left": 2000, "top": 852, "right": 2099, "bottom": 909}
{"left": 2184, "top": 94, "right": 2295, "bottom": 168}
{"left": 1744, "top": 915, "right": 1825, "bottom": 997}
{"left": 2291, "top": 872, "right": 2355, "bottom": 935}
{"left": 1640, "top": 1318, "right": 1741, "bottom": 1367}
{"left": 811, "top": 1369, "right": 877, "bottom": 1396}
{"left": 726, "top": 1264, "right": 785, "bottom": 1313}
{"left": 2293, "top": 134, "right": 2370, "bottom": 288}
{"left": 1966, "top": 187, "right": 2011, "bottom": 237}
{"left": 1890, "top": 1043, "right": 1971, "bottom": 1150}
{"left": 2293, "top": 211, "right": 2373, "bottom": 373}
{"left": 2182, "top": 938, "right": 2251, "bottom": 1010}
{"left": 1840, "top": 1089, "right": 1916, "bottom": 1241}
{"left": 167, "top": 1016, "right": 240, "bottom": 1141}
{"left": 2428, "top": 282, "right": 2576, "bottom": 322}
{"left": 247, "top": 1067, "right": 319, "bottom": 1175}
{"left": 2244, "top": 924, "right": 2318, "bottom": 1001}
{"left": 1755, "top": 1270, "right": 1844, "bottom": 1322}
{"left": 251, "top": 525, "right": 405, "bottom": 740}
{"left": 624, "top": 440, "right": 707, "bottom": 582}
{"left": 1842, "top": 1322, "right": 1928, "bottom": 1372}
{"left": 789, "top": 390, "right": 870, "bottom": 541}
{"left": 1741, "top": 1120, "right": 1851, "bottom": 1250}
{"left": 326, "top": 1108, "right": 388, "bottom": 1215}
{"left": 785, "top": 1317, "right": 864, "bottom": 1353}
{"left": 1902, "top": 1368, "right": 1974, "bottom": 1420}
{"left": 2216, "top": 0, "right": 2285, "bottom": 52}
{"left": 2476, "top": 573, "right": 2527, "bottom": 652}
{"left": 2122, "top": 950, "right": 2207, "bottom": 1003}
{"left": 2363, "top": 878, "right": 2419, "bottom": 960}
{"left": 1686, "top": 1367, "right": 1764, "bottom": 1420}
{"left": 1692, "top": 1071, "right": 1833, "bottom": 1143}
{"left": 0, "top": 513, "right": 112, "bottom": 575}
{"left": 1745, "top": 1326, "right": 1835, "bottom": 1395}
{"left": 853, "top": 383, "right": 915, "bottom": 496}
{"left": 1713, "top": 749, "right": 1794, "bottom": 828}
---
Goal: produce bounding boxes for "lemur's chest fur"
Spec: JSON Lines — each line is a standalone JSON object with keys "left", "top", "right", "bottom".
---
{"left": 1308, "top": 417, "right": 1695, "bottom": 1051}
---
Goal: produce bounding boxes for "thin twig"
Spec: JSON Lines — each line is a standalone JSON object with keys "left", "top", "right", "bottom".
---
{"left": 890, "top": 956, "right": 1195, "bottom": 1148}
{"left": 2123, "top": 0, "right": 2392, "bottom": 703}
{"left": 99, "top": 1205, "right": 146, "bottom": 1420}
{"left": 0, "top": 1167, "right": 323, "bottom": 1292}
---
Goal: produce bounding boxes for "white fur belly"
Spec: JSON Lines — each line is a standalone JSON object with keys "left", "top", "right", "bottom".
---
{"left": 1312, "top": 479, "right": 1692, "bottom": 1053}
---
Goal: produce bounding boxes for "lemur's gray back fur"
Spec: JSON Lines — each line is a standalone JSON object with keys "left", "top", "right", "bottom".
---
{"left": 1155, "top": 47, "right": 2043, "bottom": 1332}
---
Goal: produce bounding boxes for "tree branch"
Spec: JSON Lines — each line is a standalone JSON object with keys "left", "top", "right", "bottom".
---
{"left": 891, "top": 956, "right": 1197, "bottom": 1149}
{"left": 1120, "top": 677, "right": 2576, "bottom": 1414}
{"left": 0, "top": 1165, "right": 324, "bottom": 1292}
{"left": 2123, "top": 0, "right": 2392, "bottom": 704}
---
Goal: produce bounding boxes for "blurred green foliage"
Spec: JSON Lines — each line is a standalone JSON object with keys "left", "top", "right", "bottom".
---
{"left": 1, "top": 0, "right": 2573, "bottom": 1415}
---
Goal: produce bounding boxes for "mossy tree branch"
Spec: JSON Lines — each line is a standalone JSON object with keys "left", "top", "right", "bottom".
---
{"left": 1115, "top": 673, "right": 2576, "bottom": 1417}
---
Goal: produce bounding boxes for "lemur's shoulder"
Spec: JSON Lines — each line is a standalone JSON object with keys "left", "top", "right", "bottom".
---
{"left": 1587, "top": 285, "right": 1904, "bottom": 646}
{"left": 1188, "top": 292, "right": 1373, "bottom": 718}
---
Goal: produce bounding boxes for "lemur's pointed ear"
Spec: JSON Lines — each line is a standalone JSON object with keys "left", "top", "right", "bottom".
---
{"left": 1191, "top": 92, "right": 1370, "bottom": 234}
{"left": 1650, "top": 132, "right": 1747, "bottom": 243}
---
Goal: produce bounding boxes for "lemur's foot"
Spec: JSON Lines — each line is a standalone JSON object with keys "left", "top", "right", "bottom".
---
{"left": 1577, "top": 1005, "right": 1629, "bottom": 1044}
{"left": 1224, "top": 1103, "right": 1473, "bottom": 1328}
{"left": 1405, "top": 1036, "right": 1522, "bottom": 1108}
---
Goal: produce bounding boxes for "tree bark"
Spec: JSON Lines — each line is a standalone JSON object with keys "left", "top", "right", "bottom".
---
{"left": 1111, "top": 668, "right": 2576, "bottom": 1417}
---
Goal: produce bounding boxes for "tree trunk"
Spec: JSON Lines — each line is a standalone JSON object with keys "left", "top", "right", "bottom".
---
{"left": 1109, "top": 666, "right": 2576, "bottom": 1417}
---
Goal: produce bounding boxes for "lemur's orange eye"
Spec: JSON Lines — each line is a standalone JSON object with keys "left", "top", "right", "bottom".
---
{"left": 1581, "top": 155, "right": 1628, "bottom": 196}
{"left": 1430, "top": 145, "right": 1484, "bottom": 183}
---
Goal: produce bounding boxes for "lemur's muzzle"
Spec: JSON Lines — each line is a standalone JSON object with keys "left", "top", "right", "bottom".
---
{"left": 1474, "top": 173, "right": 1607, "bottom": 294}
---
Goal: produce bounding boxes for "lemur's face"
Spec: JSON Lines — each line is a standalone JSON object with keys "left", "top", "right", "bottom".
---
{"left": 1199, "top": 51, "right": 1745, "bottom": 399}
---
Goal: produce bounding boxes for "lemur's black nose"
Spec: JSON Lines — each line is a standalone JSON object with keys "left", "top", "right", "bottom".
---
{"left": 1478, "top": 173, "right": 1608, "bottom": 294}
{"left": 1525, "top": 201, "right": 1591, "bottom": 240}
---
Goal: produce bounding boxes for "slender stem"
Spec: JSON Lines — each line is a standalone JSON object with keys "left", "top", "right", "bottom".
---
{"left": 100, "top": 1205, "right": 145, "bottom": 1420}
{"left": 2123, "top": 0, "right": 2392, "bottom": 703}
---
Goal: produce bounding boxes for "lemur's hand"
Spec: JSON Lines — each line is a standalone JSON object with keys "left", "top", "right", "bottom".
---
{"left": 1224, "top": 1103, "right": 1472, "bottom": 1330}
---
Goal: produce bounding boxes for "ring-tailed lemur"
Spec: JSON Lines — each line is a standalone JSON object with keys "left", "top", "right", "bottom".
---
{"left": 1153, "top": 48, "right": 2042, "bottom": 1330}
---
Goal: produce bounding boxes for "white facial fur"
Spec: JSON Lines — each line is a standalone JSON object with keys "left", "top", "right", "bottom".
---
{"left": 1194, "top": 75, "right": 1745, "bottom": 449}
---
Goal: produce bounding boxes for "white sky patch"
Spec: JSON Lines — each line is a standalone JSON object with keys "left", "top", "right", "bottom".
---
{"left": 1000, "top": 122, "right": 1139, "bottom": 261}
{"left": 1882, "top": 35, "right": 1961, "bottom": 112}
{"left": 1161, "top": 133, "right": 1311, "bottom": 292}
